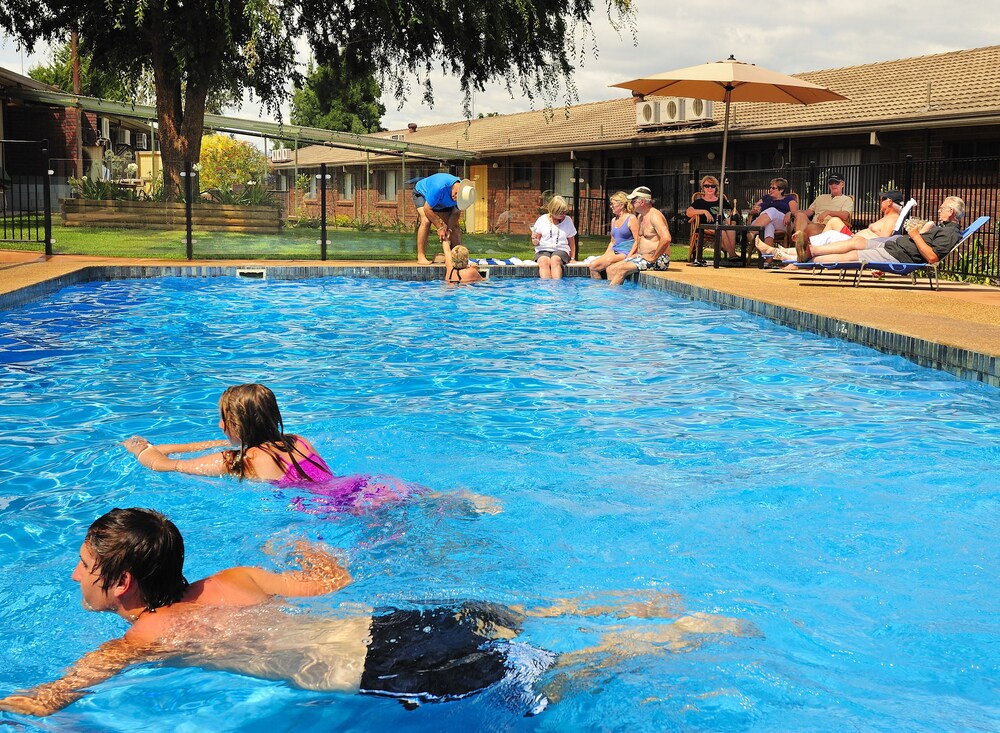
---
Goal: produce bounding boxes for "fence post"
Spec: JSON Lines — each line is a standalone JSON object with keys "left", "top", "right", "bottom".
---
{"left": 903, "top": 155, "right": 914, "bottom": 201}
{"left": 42, "top": 140, "right": 53, "bottom": 257}
{"left": 808, "top": 161, "right": 817, "bottom": 209}
{"left": 319, "top": 163, "right": 328, "bottom": 261}
{"left": 183, "top": 161, "right": 194, "bottom": 260}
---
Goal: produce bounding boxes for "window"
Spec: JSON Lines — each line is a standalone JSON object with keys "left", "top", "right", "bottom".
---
{"left": 339, "top": 172, "right": 354, "bottom": 198}
{"left": 606, "top": 156, "right": 633, "bottom": 179}
{"left": 512, "top": 161, "right": 532, "bottom": 186}
{"left": 944, "top": 140, "right": 1000, "bottom": 174}
{"left": 377, "top": 169, "right": 398, "bottom": 199}
{"left": 541, "top": 161, "right": 574, "bottom": 198}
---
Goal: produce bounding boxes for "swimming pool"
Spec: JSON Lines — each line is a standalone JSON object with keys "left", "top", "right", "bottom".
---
{"left": 0, "top": 275, "right": 997, "bottom": 731}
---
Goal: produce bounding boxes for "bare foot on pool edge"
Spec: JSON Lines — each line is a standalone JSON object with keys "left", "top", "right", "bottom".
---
{"left": 417, "top": 258, "right": 432, "bottom": 265}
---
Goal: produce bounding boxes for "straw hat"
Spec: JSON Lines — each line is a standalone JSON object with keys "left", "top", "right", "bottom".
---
{"left": 455, "top": 179, "right": 477, "bottom": 210}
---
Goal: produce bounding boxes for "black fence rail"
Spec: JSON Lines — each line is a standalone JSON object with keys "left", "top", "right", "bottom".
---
{"left": 0, "top": 139, "right": 53, "bottom": 252}
{"left": 604, "top": 156, "right": 1000, "bottom": 283}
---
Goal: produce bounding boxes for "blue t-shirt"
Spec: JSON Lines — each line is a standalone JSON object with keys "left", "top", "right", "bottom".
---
{"left": 415, "top": 173, "right": 460, "bottom": 210}
{"left": 760, "top": 193, "right": 795, "bottom": 215}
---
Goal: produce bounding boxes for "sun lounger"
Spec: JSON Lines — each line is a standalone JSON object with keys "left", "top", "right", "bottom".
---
{"left": 856, "top": 215, "right": 990, "bottom": 289}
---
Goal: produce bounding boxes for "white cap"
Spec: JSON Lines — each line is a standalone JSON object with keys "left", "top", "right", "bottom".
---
{"left": 626, "top": 186, "right": 652, "bottom": 201}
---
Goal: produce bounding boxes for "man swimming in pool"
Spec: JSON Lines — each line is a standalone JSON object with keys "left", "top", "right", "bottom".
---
{"left": 0, "top": 508, "right": 753, "bottom": 717}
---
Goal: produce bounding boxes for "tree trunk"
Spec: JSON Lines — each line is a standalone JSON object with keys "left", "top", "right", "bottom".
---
{"left": 151, "top": 38, "right": 209, "bottom": 201}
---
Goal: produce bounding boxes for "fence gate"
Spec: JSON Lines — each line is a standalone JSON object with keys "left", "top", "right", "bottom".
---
{"left": 0, "top": 139, "right": 53, "bottom": 254}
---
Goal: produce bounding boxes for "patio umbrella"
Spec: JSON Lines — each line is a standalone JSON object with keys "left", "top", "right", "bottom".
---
{"left": 611, "top": 55, "right": 847, "bottom": 221}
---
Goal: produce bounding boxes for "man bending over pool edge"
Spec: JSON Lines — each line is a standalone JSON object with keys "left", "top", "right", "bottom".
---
{"left": 0, "top": 508, "right": 756, "bottom": 717}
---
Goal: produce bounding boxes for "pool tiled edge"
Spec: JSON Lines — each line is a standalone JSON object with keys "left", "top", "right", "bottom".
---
{"left": 1, "top": 264, "right": 997, "bottom": 388}
{"left": 639, "top": 274, "right": 1000, "bottom": 388}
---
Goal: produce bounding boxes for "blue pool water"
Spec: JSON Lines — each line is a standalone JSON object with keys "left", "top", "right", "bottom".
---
{"left": 0, "top": 276, "right": 997, "bottom": 731}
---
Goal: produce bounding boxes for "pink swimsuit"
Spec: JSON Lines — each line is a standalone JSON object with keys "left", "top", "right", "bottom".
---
{"left": 271, "top": 442, "right": 424, "bottom": 515}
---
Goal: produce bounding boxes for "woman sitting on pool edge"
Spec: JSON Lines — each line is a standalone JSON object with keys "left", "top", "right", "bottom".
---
{"left": 123, "top": 383, "right": 500, "bottom": 515}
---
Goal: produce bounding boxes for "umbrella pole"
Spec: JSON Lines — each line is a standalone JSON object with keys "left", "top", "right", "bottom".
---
{"left": 717, "top": 85, "right": 733, "bottom": 216}
{"left": 715, "top": 85, "right": 733, "bottom": 268}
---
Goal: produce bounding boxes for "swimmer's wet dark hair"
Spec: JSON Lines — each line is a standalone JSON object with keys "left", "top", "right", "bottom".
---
{"left": 86, "top": 507, "right": 189, "bottom": 611}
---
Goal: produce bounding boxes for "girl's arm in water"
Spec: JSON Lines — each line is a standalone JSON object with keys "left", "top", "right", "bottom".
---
{"left": 123, "top": 436, "right": 230, "bottom": 476}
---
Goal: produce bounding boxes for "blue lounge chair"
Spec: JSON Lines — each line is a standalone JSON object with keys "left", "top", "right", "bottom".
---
{"left": 856, "top": 215, "right": 990, "bottom": 289}
{"left": 768, "top": 198, "right": 920, "bottom": 275}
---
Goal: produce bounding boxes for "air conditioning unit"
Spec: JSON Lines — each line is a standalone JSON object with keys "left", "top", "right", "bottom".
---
{"left": 636, "top": 101, "right": 660, "bottom": 128}
{"left": 271, "top": 148, "right": 292, "bottom": 163}
{"left": 134, "top": 132, "right": 149, "bottom": 150}
{"left": 662, "top": 98, "right": 686, "bottom": 123}
{"left": 687, "top": 99, "right": 714, "bottom": 121}
{"left": 100, "top": 118, "right": 111, "bottom": 140}
{"left": 116, "top": 128, "right": 131, "bottom": 146}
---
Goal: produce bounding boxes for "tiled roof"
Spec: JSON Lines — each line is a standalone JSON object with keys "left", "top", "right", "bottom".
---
{"left": 275, "top": 46, "right": 1000, "bottom": 168}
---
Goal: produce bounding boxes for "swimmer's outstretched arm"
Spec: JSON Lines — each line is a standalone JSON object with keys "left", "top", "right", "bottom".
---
{"left": 218, "top": 545, "right": 352, "bottom": 598}
{"left": 123, "top": 436, "right": 230, "bottom": 476}
{"left": 0, "top": 637, "right": 149, "bottom": 717}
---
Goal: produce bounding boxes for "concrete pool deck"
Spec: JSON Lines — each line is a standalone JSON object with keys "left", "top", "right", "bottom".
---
{"left": 2, "top": 251, "right": 999, "bottom": 386}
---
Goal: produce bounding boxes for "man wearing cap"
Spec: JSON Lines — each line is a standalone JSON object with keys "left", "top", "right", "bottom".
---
{"left": 757, "top": 190, "right": 907, "bottom": 262}
{"left": 607, "top": 186, "right": 672, "bottom": 285}
{"left": 790, "top": 173, "right": 854, "bottom": 246}
{"left": 413, "top": 173, "right": 477, "bottom": 265}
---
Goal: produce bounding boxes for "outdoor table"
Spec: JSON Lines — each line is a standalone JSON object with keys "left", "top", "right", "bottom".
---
{"left": 694, "top": 223, "right": 765, "bottom": 268}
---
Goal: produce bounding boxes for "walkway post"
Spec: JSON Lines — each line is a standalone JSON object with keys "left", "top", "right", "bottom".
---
{"left": 319, "top": 163, "right": 328, "bottom": 261}
{"left": 183, "top": 160, "right": 193, "bottom": 260}
{"left": 42, "top": 139, "right": 53, "bottom": 257}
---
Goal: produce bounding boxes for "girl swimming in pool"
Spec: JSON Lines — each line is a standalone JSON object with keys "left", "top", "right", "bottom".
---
{"left": 125, "top": 383, "right": 333, "bottom": 484}
{"left": 124, "top": 383, "right": 498, "bottom": 515}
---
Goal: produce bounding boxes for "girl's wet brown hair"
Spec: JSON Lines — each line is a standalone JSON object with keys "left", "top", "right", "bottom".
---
{"left": 218, "top": 384, "right": 317, "bottom": 481}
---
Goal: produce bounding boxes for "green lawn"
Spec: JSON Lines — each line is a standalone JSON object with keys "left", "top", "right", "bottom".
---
{"left": 1, "top": 224, "right": 690, "bottom": 263}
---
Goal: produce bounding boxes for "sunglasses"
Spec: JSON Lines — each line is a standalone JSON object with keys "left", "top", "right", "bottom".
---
{"left": 703, "top": 183, "right": 717, "bottom": 189}
{"left": 769, "top": 186, "right": 780, "bottom": 190}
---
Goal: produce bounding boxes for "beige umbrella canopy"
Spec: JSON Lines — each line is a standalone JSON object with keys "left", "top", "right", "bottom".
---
{"left": 612, "top": 55, "right": 847, "bottom": 217}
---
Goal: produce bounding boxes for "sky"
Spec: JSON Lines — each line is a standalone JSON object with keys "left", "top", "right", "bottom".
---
{"left": 2, "top": 0, "right": 999, "bottom": 133}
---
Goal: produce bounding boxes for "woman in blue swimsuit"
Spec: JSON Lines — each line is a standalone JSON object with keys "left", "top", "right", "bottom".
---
{"left": 588, "top": 191, "right": 640, "bottom": 279}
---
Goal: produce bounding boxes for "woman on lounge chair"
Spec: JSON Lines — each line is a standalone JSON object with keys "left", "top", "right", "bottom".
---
{"left": 588, "top": 191, "right": 639, "bottom": 279}
{"left": 749, "top": 177, "right": 798, "bottom": 247}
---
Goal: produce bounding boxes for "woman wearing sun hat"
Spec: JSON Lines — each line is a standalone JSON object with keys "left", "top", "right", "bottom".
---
{"left": 412, "top": 173, "right": 477, "bottom": 265}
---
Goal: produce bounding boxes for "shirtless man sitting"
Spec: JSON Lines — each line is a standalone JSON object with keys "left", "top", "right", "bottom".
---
{"left": 756, "top": 190, "right": 906, "bottom": 262}
{"left": 607, "top": 186, "right": 672, "bottom": 285}
{"left": 0, "top": 507, "right": 755, "bottom": 717}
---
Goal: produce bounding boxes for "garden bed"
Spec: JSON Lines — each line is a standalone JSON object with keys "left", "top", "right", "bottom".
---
{"left": 60, "top": 199, "right": 281, "bottom": 233}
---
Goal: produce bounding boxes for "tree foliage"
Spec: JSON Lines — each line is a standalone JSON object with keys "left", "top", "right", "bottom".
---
{"left": 291, "top": 55, "right": 386, "bottom": 134}
{"left": 198, "top": 134, "right": 269, "bottom": 192}
{"left": 0, "top": 0, "right": 635, "bottom": 196}
{"left": 28, "top": 41, "right": 154, "bottom": 103}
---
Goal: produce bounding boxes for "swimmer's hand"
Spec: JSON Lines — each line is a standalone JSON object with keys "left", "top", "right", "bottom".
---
{"left": 259, "top": 541, "right": 352, "bottom": 596}
{"left": 123, "top": 435, "right": 153, "bottom": 456}
{"left": 0, "top": 692, "right": 56, "bottom": 716}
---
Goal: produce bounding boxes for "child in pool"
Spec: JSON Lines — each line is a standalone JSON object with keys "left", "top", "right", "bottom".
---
{"left": 123, "top": 383, "right": 498, "bottom": 515}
